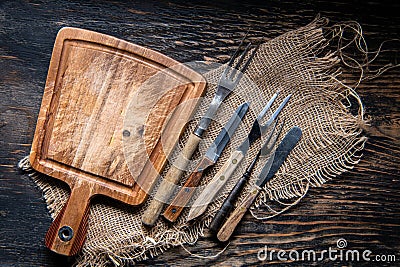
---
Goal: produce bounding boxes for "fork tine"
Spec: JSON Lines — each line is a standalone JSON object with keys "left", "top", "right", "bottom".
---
{"left": 260, "top": 119, "right": 285, "bottom": 156}
{"left": 222, "top": 35, "right": 247, "bottom": 77}
{"left": 229, "top": 43, "right": 251, "bottom": 80}
{"left": 257, "top": 91, "right": 279, "bottom": 121}
{"left": 258, "top": 94, "right": 291, "bottom": 135}
{"left": 260, "top": 120, "right": 277, "bottom": 155}
{"left": 230, "top": 43, "right": 259, "bottom": 85}
{"left": 239, "top": 44, "right": 259, "bottom": 74}
{"left": 227, "top": 32, "right": 249, "bottom": 67}
{"left": 232, "top": 43, "right": 251, "bottom": 70}
{"left": 264, "top": 94, "right": 292, "bottom": 127}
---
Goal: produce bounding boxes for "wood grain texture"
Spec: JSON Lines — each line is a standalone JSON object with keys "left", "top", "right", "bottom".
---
{"left": 44, "top": 182, "right": 91, "bottom": 256}
{"left": 28, "top": 27, "right": 206, "bottom": 255}
{"left": 217, "top": 185, "right": 261, "bottom": 242}
{"left": 142, "top": 132, "right": 202, "bottom": 226}
{"left": 0, "top": 0, "right": 399, "bottom": 266}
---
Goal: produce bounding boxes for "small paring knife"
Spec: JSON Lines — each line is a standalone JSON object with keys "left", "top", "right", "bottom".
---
{"left": 216, "top": 126, "right": 302, "bottom": 242}
{"left": 187, "top": 92, "right": 291, "bottom": 221}
{"left": 162, "top": 102, "right": 250, "bottom": 222}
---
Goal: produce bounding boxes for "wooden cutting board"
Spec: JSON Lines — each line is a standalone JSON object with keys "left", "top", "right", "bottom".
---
{"left": 29, "top": 27, "right": 206, "bottom": 256}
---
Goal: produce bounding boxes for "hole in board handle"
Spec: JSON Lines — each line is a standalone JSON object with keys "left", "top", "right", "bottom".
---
{"left": 58, "top": 226, "right": 74, "bottom": 242}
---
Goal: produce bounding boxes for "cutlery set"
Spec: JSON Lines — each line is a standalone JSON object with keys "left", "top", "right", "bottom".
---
{"left": 30, "top": 28, "right": 302, "bottom": 255}
{"left": 142, "top": 39, "right": 303, "bottom": 241}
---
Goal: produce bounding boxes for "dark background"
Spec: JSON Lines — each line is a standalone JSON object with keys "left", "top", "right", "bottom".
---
{"left": 0, "top": 0, "right": 399, "bottom": 266}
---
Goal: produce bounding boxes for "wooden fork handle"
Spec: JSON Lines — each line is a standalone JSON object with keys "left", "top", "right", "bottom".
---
{"left": 45, "top": 181, "right": 93, "bottom": 256}
{"left": 217, "top": 185, "right": 260, "bottom": 242}
{"left": 209, "top": 161, "right": 251, "bottom": 233}
{"left": 142, "top": 133, "right": 202, "bottom": 227}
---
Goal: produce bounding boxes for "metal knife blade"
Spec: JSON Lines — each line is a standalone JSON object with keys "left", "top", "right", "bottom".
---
{"left": 256, "top": 126, "right": 302, "bottom": 187}
{"left": 205, "top": 121, "right": 286, "bottom": 228}
{"left": 205, "top": 102, "right": 249, "bottom": 163}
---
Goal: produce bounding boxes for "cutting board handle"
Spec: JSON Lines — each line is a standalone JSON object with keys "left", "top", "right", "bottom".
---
{"left": 45, "top": 181, "right": 92, "bottom": 256}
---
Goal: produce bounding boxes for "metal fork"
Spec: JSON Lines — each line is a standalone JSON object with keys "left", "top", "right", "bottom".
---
{"left": 142, "top": 36, "right": 259, "bottom": 227}
{"left": 194, "top": 38, "right": 258, "bottom": 137}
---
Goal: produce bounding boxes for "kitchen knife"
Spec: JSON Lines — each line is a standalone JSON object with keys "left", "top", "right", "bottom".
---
{"left": 208, "top": 121, "right": 284, "bottom": 233}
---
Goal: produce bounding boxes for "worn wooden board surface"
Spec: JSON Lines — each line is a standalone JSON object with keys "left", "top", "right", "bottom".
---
{"left": 28, "top": 26, "right": 206, "bottom": 256}
{"left": 0, "top": 0, "right": 399, "bottom": 266}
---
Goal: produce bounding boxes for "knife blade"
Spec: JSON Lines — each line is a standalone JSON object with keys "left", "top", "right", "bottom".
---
{"left": 162, "top": 102, "right": 249, "bottom": 222}
{"left": 187, "top": 93, "right": 291, "bottom": 221}
{"left": 216, "top": 126, "right": 302, "bottom": 242}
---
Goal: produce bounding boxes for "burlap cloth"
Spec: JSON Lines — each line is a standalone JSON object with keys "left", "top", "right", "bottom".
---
{"left": 19, "top": 17, "right": 369, "bottom": 266}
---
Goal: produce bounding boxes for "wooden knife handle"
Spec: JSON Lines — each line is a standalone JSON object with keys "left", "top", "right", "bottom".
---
{"left": 217, "top": 185, "right": 261, "bottom": 242}
{"left": 45, "top": 182, "right": 93, "bottom": 256}
{"left": 188, "top": 150, "right": 245, "bottom": 220}
{"left": 142, "top": 133, "right": 202, "bottom": 227}
{"left": 163, "top": 157, "right": 213, "bottom": 222}
{"left": 209, "top": 162, "right": 251, "bottom": 233}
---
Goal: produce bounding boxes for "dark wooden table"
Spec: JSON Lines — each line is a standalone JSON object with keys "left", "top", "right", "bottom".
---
{"left": 1, "top": 1, "right": 399, "bottom": 266}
